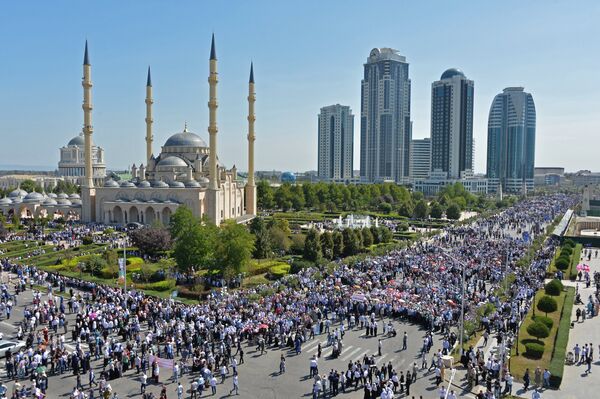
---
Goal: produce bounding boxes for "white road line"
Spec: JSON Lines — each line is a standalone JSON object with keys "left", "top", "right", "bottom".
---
{"left": 303, "top": 340, "right": 324, "bottom": 352}
{"left": 353, "top": 349, "right": 370, "bottom": 361}
{"left": 378, "top": 353, "right": 388, "bottom": 363}
{"left": 0, "top": 321, "right": 17, "bottom": 330}
{"left": 396, "top": 357, "right": 406, "bottom": 368}
{"left": 340, "top": 347, "right": 362, "bottom": 361}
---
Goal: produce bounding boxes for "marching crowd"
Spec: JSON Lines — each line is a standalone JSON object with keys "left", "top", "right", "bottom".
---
{"left": 0, "top": 193, "right": 577, "bottom": 399}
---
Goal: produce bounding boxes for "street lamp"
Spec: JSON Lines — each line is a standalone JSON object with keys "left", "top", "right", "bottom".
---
{"left": 443, "top": 250, "right": 467, "bottom": 356}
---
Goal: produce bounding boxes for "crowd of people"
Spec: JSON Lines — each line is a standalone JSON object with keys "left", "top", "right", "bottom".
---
{"left": 0, "top": 193, "right": 577, "bottom": 399}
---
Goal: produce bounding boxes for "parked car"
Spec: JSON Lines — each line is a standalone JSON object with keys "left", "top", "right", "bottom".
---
{"left": 0, "top": 341, "right": 25, "bottom": 358}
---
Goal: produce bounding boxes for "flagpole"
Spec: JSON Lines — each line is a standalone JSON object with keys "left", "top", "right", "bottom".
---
{"left": 123, "top": 238, "right": 127, "bottom": 293}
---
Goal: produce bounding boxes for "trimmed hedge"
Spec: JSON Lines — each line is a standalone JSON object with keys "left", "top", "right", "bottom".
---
{"left": 126, "top": 257, "right": 144, "bottom": 266}
{"left": 544, "top": 279, "right": 563, "bottom": 296}
{"left": 555, "top": 257, "right": 570, "bottom": 271}
{"left": 137, "top": 279, "right": 176, "bottom": 292}
{"left": 533, "top": 315, "right": 554, "bottom": 330}
{"left": 524, "top": 342, "right": 545, "bottom": 359}
{"left": 268, "top": 264, "right": 291, "bottom": 280}
{"left": 549, "top": 286, "right": 575, "bottom": 388}
{"left": 537, "top": 295, "right": 558, "bottom": 315}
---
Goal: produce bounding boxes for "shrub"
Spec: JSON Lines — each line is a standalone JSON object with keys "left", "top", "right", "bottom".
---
{"left": 533, "top": 315, "right": 554, "bottom": 330}
{"left": 537, "top": 295, "right": 558, "bottom": 316}
{"left": 524, "top": 342, "right": 545, "bottom": 359}
{"left": 563, "top": 239, "right": 575, "bottom": 249}
{"left": 527, "top": 321, "right": 550, "bottom": 341}
{"left": 126, "top": 257, "right": 144, "bottom": 266}
{"left": 139, "top": 279, "right": 176, "bottom": 292}
{"left": 545, "top": 279, "right": 563, "bottom": 296}
{"left": 290, "top": 259, "right": 313, "bottom": 274}
{"left": 560, "top": 247, "right": 572, "bottom": 257}
{"left": 269, "top": 264, "right": 291, "bottom": 280}
{"left": 82, "top": 236, "right": 94, "bottom": 245}
{"left": 555, "top": 257, "right": 570, "bottom": 271}
{"left": 100, "top": 265, "right": 118, "bottom": 279}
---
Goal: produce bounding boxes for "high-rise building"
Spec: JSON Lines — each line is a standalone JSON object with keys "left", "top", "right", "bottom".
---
{"left": 360, "top": 48, "right": 411, "bottom": 183}
{"left": 317, "top": 104, "right": 354, "bottom": 181}
{"left": 430, "top": 68, "right": 474, "bottom": 179}
{"left": 409, "top": 138, "right": 431, "bottom": 180}
{"left": 486, "top": 87, "right": 536, "bottom": 193}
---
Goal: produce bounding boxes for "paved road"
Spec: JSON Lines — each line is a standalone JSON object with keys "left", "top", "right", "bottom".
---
{"left": 0, "top": 274, "right": 446, "bottom": 399}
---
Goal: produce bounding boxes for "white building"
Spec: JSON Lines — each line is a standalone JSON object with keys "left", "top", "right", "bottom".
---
{"left": 317, "top": 104, "right": 354, "bottom": 182}
{"left": 409, "top": 138, "right": 431, "bottom": 180}
{"left": 413, "top": 170, "right": 488, "bottom": 196}
{"left": 58, "top": 133, "right": 106, "bottom": 185}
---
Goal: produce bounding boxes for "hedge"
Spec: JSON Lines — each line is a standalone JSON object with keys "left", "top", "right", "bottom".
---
{"left": 527, "top": 321, "right": 550, "bottom": 341}
{"left": 544, "top": 279, "right": 563, "bottom": 296}
{"left": 554, "top": 257, "right": 570, "bottom": 271}
{"left": 137, "top": 279, "right": 176, "bottom": 292}
{"left": 569, "top": 244, "right": 582, "bottom": 281}
{"left": 538, "top": 295, "right": 558, "bottom": 315}
{"left": 524, "top": 342, "right": 545, "bottom": 359}
{"left": 549, "top": 286, "right": 575, "bottom": 388}
{"left": 126, "top": 257, "right": 144, "bottom": 266}
{"left": 269, "top": 264, "right": 291, "bottom": 280}
{"left": 532, "top": 315, "right": 554, "bottom": 330}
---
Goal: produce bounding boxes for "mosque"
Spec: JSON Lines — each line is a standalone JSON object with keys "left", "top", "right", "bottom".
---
{"left": 0, "top": 36, "right": 257, "bottom": 225}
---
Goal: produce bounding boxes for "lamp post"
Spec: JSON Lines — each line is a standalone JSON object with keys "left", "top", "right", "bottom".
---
{"left": 443, "top": 251, "right": 467, "bottom": 356}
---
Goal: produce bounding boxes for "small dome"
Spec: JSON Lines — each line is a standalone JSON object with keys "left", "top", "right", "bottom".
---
{"left": 57, "top": 193, "right": 69, "bottom": 199}
{"left": 56, "top": 198, "right": 72, "bottom": 206}
{"left": 119, "top": 181, "right": 136, "bottom": 188}
{"left": 43, "top": 198, "right": 58, "bottom": 206}
{"left": 197, "top": 176, "right": 209, "bottom": 183}
{"left": 68, "top": 134, "right": 86, "bottom": 146}
{"left": 11, "top": 197, "right": 22, "bottom": 204}
{"left": 169, "top": 181, "right": 185, "bottom": 188}
{"left": 440, "top": 68, "right": 465, "bottom": 80}
{"left": 137, "top": 180, "right": 151, "bottom": 188}
{"left": 23, "top": 192, "right": 45, "bottom": 203}
{"left": 281, "top": 172, "right": 296, "bottom": 183}
{"left": 0, "top": 197, "right": 13, "bottom": 205}
{"left": 157, "top": 156, "right": 188, "bottom": 168}
{"left": 48, "top": 193, "right": 58, "bottom": 198}
{"left": 9, "top": 188, "right": 27, "bottom": 198}
{"left": 151, "top": 180, "right": 169, "bottom": 188}
{"left": 69, "top": 193, "right": 80, "bottom": 199}
{"left": 163, "top": 128, "right": 207, "bottom": 148}
{"left": 104, "top": 179, "right": 119, "bottom": 187}
{"left": 184, "top": 180, "right": 201, "bottom": 188}
{"left": 71, "top": 198, "right": 82, "bottom": 205}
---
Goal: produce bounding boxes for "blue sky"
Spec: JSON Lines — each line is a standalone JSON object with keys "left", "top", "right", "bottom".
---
{"left": 1, "top": 1, "right": 599, "bottom": 173}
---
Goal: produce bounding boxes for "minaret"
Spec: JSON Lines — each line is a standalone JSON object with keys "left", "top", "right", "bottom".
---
{"left": 145, "top": 66, "right": 154, "bottom": 165}
{"left": 82, "top": 40, "right": 94, "bottom": 189}
{"left": 245, "top": 62, "right": 257, "bottom": 215}
{"left": 208, "top": 34, "right": 219, "bottom": 190}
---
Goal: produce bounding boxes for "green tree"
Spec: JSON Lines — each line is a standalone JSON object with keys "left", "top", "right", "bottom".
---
{"left": 19, "top": 179, "right": 40, "bottom": 194}
{"left": 320, "top": 231, "right": 334, "bottom": 260}
{"left": 290, "top": 233, "right": 306, "bottom": 255}
{"left": 171, "top": 208, "right": 218, "bottom": 273}
{"left": 397, "top": 202, "right": 414, "bottom": 218}
{"left": 361, "top": 227, "right": 374, "bottom": 247}
{"left": 446, "top": 203, "right": 461, "bottom": 220}
{"left": 249, "top": 217, "right": 271, "bottom": 259}
{"left": 257, "top": 180, "right": 274, "bottom": 209}
{"left": 527, "top": 321, "right": 550, "bottom": 342}
{"left": 215, "top": 220, "right": 255, "bottom": 278}
{"left": 274, "top": 183, "right": 293, "bottom": 211}
{"left": 342, "top": 228, "right": 360, "bottom": 256}
{"left": 537, "top": 295, "right": 558, "bottom": 316}
{"left": 290, "top": 185, "right": 306, "bottom": 211}
{"left": 169, "top": 206, "right": 195, "bottom": 240}
{"left": 370, "top": 226, "right": 381, "bottom": 244}
{"left": 430, "top": 201, "right": 444, "bottom": 219}
{"left": 413, "top": 199, "right": 430, "bottom": 219}
{"left": 302, "top": 184, "right": 317, "bottom": 209}
{"left": 303, "top": 228, "right": 322, "bottom": 262}
{"left": 332, "top": 231, "right": 344, "bottom": 258}
{"left": 379, "top": 226, "right": 393, "bottom": 243}
{"left": 85, "top": 254, "right": 107, "bottom": 277}
{"left": 130, "top": 227, "right": 173, "bottom": 257}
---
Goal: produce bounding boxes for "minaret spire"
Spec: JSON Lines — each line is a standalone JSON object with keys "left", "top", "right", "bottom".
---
{"left": 145, "top": 66, "right": 154, "bottom": 165}
{"left": 245, "top": 62, "right": 257, "bottom": 215}
{"left": 208, "top": 34, "right": 219, "bottom": 191}
{"left": 82, "top": 40, "right": 94, "bottom": 188}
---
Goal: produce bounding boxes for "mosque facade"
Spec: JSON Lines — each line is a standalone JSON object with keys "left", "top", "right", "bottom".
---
{"left": 58, "top": 133, "right": 106, "bottom": 186}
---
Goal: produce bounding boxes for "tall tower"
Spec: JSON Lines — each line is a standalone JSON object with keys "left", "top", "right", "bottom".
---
{"left": 208, "top": 34, "right": 219, "bottom": 191}
{"left": 82, "top": 41, "right": 94, "bottom": 189}
{"left": 145, "top": 66, "right": 154, "bottom": 165}
{"left": 245, "top": 63, "right": 257, "bottom": 215}
{"left": 317, "top": 104, "right": 354, "bottom": 181}
{"left": 81, "top": 40, "right": 96, "bottom": 222}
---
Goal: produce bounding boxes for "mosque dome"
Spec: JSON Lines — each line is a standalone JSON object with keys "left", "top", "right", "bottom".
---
{"left": 43, "top": 197, "right": 58, "bottom": 206}
{"left": 71, "top": 198, "right": 82, "bottom": 205}
{"left": 281, "top": 172, "right": 296, "bottom": 183}
{"left": 151, "top": 180, "right": 169, "bottom": 188}
{"left": 67, "top": 134, "right": 86, "bottom": 146}
{"left": 440, "top": 68, "right": 465, "bottom": 80}
{"left": 48, "top": 193, "right": 58, "bottom": 199}
{"left": 119, "top": 181, "right": 136, "bottom": 188}
{"left": 23, "top": 192, "right": 45, "bottom": 203}
{"left": 163, "top": 126, "right": 207, "bottom": 148}
{"left": 56, "top": 198, "right": 72, "bottom": 206}
{"left": 137, "top": 180, "right": 151, "bottom": 188}
{"left": 69, "top": 193, "right": 81, "bottom": 199}
{"left": 9, "top": 188, "right": 27, "bottom": 198}
{"left": 157, "top": 156, "right": 188, "bottom": 168}
{"left": 57, "top": 193, "right": 69, "bottom": 199}
{"left": 184, "top": 180, "right": 201, "bottom": 188}
{"left": 0, "top": 197, "right": 13, "bottom": 205}
{"left": 11, "top": 197, "right": 22, "bottom": 204}
{"left": 104, "top": 179, "right": 119, "bottom": 188}
{"left": 169, "top": 181, "right": 185, "bottom": 188}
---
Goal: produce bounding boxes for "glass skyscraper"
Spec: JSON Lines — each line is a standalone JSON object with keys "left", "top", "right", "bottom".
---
{"left": 317, "top": 104, "right": 354, "bottom": 181}
{"left": 486, "top": 87, "right": 536, "bottom": 193}
{"left": 430, "top": 68, "right": 474, "bottom": 179}
{"left": 360, "top": 48, "right": 411, "bottom": 183}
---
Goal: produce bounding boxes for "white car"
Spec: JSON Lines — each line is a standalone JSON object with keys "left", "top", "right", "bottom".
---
{"left": 0, "top": 341, "right": 25, "bottom": 358}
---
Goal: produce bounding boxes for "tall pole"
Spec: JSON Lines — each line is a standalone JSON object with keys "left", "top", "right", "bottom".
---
{"left": 123, "top": 239, "right": 127, "bottom": 292}
{"left": 82, "top": 41, "right": 94, "bottom": 189}
{"left": 246, "top": 62, "right": 257, "bottom": 215}
{"left": 208, "top": 34, "right": 219, "bottom": 190}
{"left": 460, "top": 259, "right": 466, "bottom": 356}
{"left": 145, "top": 66, "right": 153, "bottom": 165}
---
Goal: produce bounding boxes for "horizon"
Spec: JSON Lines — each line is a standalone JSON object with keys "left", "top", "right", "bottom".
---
{"left": 1, "top": 1, "right": 599, "bottom": 173}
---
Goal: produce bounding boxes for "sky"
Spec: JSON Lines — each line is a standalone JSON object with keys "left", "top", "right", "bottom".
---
{"left": 0, "top": 1, "right": 599, "bottom": 173}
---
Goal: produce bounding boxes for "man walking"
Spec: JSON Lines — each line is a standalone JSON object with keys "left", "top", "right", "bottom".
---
{"left": 229, "top": 374, "right": 239, "bottom": 395}
{"left": 402, "top": 332, "right": 408, "bottom": 350}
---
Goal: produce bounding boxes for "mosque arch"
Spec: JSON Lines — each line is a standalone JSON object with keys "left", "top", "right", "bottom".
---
{"left": 113, "top": 206, "right": 124, "bottom": 224}
{"left": 129, "top": 206, "right": 140, "bottom": 223}
{"left": 161, "top": 207, "right": 172, "bottom": 225}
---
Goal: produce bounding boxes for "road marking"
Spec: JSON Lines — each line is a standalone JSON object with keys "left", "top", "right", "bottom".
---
{"left": 0, "top": 321, "right": 17, "bottom": 330}
{"left": 303, "top": 340, "right": 325, "bottom": 352}
{"left": 340, "top": 347, "right": 362, "bottom": 361}
{"left": 377, "top": 353, "right": 388, "bottom": 363}
{"left": 396, "top": 357, "right": 405, "bottom": 368}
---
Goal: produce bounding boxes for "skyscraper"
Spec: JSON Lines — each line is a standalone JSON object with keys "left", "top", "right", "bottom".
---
{"left": 486, "top": 87, "right": 536, "bottom": 193}
{"left": 430, "top": 68, "right": 474, "bottom": 179}
{"left": 360, "top": 48, "right": 411, "bottom": 183}
{"left": 317, "top": 104, "right": 354, "bottom": 181}
{"left": 409, "top": 138, "right": 431, "bottom": 180}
